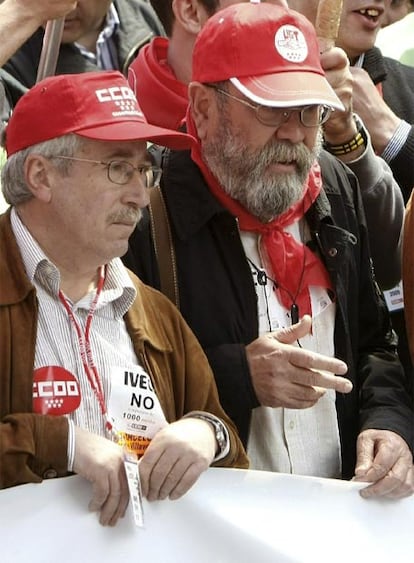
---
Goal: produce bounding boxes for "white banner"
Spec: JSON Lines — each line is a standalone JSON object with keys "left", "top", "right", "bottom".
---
{"left": 1, "top": 468, "right": 413, "bottom": 562}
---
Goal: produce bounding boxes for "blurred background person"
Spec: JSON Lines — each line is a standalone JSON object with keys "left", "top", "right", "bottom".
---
{"left": 376, "top": 0, "right": 414, "bottom": 65}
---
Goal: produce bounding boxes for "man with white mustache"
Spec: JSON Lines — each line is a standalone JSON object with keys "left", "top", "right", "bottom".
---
{"left": 0, "top": 70, "right": 248, "bottom": 526}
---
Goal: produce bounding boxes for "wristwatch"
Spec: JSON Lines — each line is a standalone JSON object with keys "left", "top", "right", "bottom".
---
{"left": 183, "top": 411, "right": 230, "bottom": 461}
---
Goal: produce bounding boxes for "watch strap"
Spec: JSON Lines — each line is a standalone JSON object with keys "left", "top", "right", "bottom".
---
{"left": 183, "top": 411, "right": 230, "bottom": 462}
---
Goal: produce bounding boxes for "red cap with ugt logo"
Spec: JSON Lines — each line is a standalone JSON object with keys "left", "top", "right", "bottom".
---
{"left": 192, "top": 2, "right": 344, "bottom": 111}
{"left": 5, "top": 70, "right": 193, "bottom": 156}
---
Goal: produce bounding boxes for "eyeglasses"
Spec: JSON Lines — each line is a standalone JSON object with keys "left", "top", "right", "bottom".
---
{"left": 51, "top": 156, "right": 162, "bottom": 187}
{"left": 208, "top": 85, "right": 333, "bottom": 128}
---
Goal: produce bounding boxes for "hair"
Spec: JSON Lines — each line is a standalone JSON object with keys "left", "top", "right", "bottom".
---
{"left": 208, "top": 80, "right": 230, "bottom": 106}
{"left": 199, "top": 0, "right": 221, "bottom": 15}
{"left": 149, "top": 1, "right": 173, "bottom": 36}
{"left": 150, "top": 0, "right": 220, "bottom": 37}
{"left": 1, "top": 134, "right": 84, "bottom": 206}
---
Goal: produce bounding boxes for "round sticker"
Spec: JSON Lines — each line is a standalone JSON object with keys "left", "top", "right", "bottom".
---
{"left": 274, "top": 25, "right": 308, "bottom": 63}
{"left": 33, "top": 366, "right": 81, "bottom": 415}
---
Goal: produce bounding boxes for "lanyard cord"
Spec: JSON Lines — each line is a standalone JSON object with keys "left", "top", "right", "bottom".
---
{"left": 58, "top": 265, "right": 111, "bottom": 427}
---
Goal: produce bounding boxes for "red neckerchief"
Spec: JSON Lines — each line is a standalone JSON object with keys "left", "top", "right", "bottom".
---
{"left": 186, "top": 110, "right": 332, "bottom": 317}
{"left": 128, "top": 37, "right": 188, "bottom": 130}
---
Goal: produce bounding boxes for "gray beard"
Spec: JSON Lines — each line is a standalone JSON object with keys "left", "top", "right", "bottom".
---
{"left": 202, "top": 123, "right": 322, "bottom": 222}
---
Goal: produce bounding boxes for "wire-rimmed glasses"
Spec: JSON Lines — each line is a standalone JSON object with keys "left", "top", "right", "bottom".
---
{"left": 52, "top": 156, "right": 162, "bottom": 187}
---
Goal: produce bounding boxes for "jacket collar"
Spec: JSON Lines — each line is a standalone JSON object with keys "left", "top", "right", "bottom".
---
{"left": 161, "top": 149, "right": 225, "bottom": 241}
{"left": 0, "top": 210, "right": 35, "bottom": 305}
{"left": 362, "top": 47, "right": 387, "bottom": 85}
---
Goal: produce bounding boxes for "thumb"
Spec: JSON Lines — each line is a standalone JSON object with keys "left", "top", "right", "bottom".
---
{"left": 272, "top": 314, "right": 312, "bottom": 345}
{"left": 354, "top": 433, "right": 375, "bottom": 477}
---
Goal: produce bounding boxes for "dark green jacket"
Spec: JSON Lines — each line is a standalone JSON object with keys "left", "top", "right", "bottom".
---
{"left": 0, "top": 0, "right": 164, "bottom": 121}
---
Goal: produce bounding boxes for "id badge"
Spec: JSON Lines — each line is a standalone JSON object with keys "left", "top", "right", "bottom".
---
{"left": 108, "top": 365, "right": 167, "bottom": 457}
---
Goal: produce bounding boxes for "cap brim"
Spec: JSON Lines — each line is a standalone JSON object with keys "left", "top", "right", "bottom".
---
{"left": 231, "top": 73, "right": 344, "bottom": 112}
{"left": 75, "top": 121, "right": 193, "bottom": 150}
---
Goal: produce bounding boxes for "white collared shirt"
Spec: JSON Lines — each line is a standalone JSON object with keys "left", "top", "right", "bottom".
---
{"left": 243, "top": 223, "right": 342, "bottom": 479}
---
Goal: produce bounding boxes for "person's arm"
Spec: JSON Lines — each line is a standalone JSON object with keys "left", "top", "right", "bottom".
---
{"left": 384, "top": 125, "right": 414, "bottom": 200}
{"left": 403, "top": 191, "right": 414, "bottom": 364}
{"left": 124, "top": 281, "right": 249, "bottom": 501}
{"left": 0, "top": 411, "right": 131, "bottom": 526}
{"left": 350, "top": 66, "right": 402, "bottom": 155}
{"left": 320, "top": 48, "right": 404, "bottom": 289}
{"left": 342, "top": 141, "right": 404, "bottom": 289}
{"left": 0, "top": 412, "right": 69, "bottom": 487}
{"left": 321, "top": 48, "right": 365, "bottom": 160}
{"left": 354, "top": 429, "right": 413, "bottom": 499}
{"left": 348, "top": 174, "right": 413, "bottom": 498}
{"left": 0, "top": 0, "right": 77, "bottom": 67}
{"left": 350, "top": 65, "right": 414, "bottom": 199}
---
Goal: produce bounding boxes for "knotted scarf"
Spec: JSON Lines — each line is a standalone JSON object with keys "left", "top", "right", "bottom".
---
{"left": 186, "top": 111, "right": 332, "bottom": 317}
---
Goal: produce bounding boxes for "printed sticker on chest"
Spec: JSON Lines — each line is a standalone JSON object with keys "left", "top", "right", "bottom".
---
{"left": 33, "top": 366, "right": 81, "bottom": 415}
{"left": 108, "top": 365, "right": 167, "bottom": 457}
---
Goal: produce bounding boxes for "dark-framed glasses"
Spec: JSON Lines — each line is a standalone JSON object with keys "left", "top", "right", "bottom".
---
{"left": 52, "top": 156, "right": 162, "bottom": 187}
{"left": 208, "top": 85, "right": 333, "bottom": 128}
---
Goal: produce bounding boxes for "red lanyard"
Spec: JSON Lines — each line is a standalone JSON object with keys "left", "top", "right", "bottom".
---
{"left": 58, "top": 265, "right": 111, "bottom": 430}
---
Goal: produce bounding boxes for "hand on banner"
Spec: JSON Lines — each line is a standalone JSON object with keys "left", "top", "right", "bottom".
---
{"left": 354, "top": 429, "right": 414, "bottom": 499}
{"left": 246, "top": 315, "right": 352, "bottom": 409}
{"left": 139, "top": 418, "right": 216, "bottom": 501}
{"left": 73, "top": 426, "right": 129, "bottom": 526}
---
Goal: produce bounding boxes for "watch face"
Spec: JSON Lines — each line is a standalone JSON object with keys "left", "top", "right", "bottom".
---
{"left": 189, "top": 413, "right": 228, "bottom": 456}
{"left": 215, "top": 425, "right": 227, "bottom": 451}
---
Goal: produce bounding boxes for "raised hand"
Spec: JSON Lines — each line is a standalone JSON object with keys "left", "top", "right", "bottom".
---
{"left": 246, "top": 315, "right": 352, "bottom": 408}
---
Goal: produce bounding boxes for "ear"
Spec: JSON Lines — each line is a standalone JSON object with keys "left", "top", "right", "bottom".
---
{"left": 24, "top": 154, "right": 54, "bottom": 203}
{"left": 173, "top": 0, "right": 208, "bottom": 34}
{"left": 188, "top": 82, "right": 216, "bottom": 141}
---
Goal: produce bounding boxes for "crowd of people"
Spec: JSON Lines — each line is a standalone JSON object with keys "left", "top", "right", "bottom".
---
{"left": 0, "top": 0, "right": 413, "bottom": 527}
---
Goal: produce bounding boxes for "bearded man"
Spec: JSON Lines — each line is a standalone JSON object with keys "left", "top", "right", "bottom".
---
{"left": 124, "top": 2, "right": 414, "bottom": 498}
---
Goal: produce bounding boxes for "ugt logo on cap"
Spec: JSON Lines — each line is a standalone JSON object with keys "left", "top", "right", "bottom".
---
{"left": 275, "top": 25, "right": 308, "bottom": 63}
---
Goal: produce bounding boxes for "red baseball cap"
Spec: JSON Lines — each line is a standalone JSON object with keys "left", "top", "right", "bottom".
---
{"left": 5, "top": 70, "right": 193, "bottom": 156}
{"left": 192, "top": 2, "right": 344, "bottom": 111}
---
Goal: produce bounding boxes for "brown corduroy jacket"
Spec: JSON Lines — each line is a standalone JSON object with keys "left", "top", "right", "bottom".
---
{"left": 0, "top": 210, "right": 248, "bottom": 489}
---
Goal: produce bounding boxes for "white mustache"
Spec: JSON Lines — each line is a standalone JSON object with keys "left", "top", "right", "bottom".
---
{"left": 259, "top": 140, "right": 313, "bottom": 169}
{"left": 109, "top": 207, "right": 141, "bottom": 224}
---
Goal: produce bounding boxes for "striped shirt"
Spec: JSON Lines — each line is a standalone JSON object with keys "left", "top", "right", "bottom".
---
{"left": 355, "top": 53, "right": 410, "bottom": 163}
{"left": 11, "top": 208, "right": 139, "bottom": 468}
{"left": 75, "top": 3, "right": 120, "bottom": 70}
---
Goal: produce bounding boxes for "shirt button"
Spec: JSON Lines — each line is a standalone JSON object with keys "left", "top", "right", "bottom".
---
{"left": 44, "top": 264, "right": 54, "bottom": 275}
{"left": 43, "top": 468, "right": 58, "bottom": 479}
{"left": 328, "top": 248, "right": 338, "bottom": 257}
{"left": 288, "top": 420, "right": 295, "bottom": 430}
